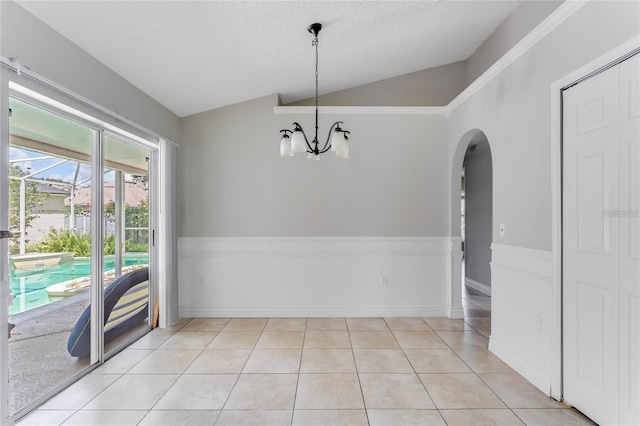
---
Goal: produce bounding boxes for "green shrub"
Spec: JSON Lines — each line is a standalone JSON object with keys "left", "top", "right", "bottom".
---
{"left": 104, "top": 235, "right": 116, "bottom": 255}
{"left": 36, "top": 228, "right": 91, "bottom": 257}
{"left": 125, "top": 241, "right": 148, "bottom": 252}
{"left": 35, "top": 229, "right": 129, "bottom": 257}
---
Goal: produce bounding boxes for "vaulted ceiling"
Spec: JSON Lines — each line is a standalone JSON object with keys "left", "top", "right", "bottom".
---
{"left": 17, "top": 1, "right": 521, "bottom": 117}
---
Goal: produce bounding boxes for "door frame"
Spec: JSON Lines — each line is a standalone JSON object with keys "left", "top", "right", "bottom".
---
{"left": 0, "top": 71, "right": 163, "bottom": 423}
{"left": 550, "top": 36, "right": 640, "bottom": 401}
{"left": 1, "top": 66, "right": 11, "bottom": 425}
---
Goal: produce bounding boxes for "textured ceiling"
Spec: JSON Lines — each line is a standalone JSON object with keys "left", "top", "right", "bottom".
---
{"left": 17, "top": 1, "right": 520, "bottom": 117}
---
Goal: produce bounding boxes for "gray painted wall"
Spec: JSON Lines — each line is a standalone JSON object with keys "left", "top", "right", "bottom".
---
{"left": 0, "top": 2, "right": 180, "bottom": 142}
{"left": 447, "top": 1, "right": 639, "bottom": 390}
{"left": 179, "top": 95, "right": 449, "bottom": 237}
{"left": 288, "top": 61, "right": 467, "bottom": 107}
{"left": 450, "top": 0, "right": 640, "bottom": 251}
{"left": 464, "top": 140, "right": 492, "bottom": 287}
{"left": 465, "top": 1, "right": 563, "bottom": 85}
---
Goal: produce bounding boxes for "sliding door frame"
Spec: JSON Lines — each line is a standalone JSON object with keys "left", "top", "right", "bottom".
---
{"left": 1, "top": 72, "right": 163, "bottom": 423}
{"left": 1, "top": 66, "right": 11, "bottom": 425}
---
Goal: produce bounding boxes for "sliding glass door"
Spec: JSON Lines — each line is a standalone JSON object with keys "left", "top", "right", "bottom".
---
{"left": 6, "top": 96, "right": 99, "bottom": 415}
{"left": 2, "top": 87, "right": 157, "bottom": 420}
{"left": 102, "top": 134, "right": 153, "bottom": 354}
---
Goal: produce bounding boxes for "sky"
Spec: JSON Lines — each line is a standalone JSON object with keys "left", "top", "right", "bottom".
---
{"left": 10, "top": 146, "right": 116, "bottom": 185}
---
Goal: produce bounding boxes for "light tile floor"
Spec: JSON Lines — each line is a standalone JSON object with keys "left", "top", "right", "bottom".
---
{"left": 19, "top": 315, "right": 595, "bottom": 426}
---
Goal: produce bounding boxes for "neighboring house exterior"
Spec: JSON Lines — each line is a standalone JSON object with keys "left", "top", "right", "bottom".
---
{"left": 24, "top": 181, "right": 148, "bottom": 243}
{"left": 27, "top": 183, "right": 69, "bottom": 244}
{"left": 66, "top": 180, "right": 148, "bottom": 212}
{"left": 65, "top": 181, "right": 148, "bottom": 235}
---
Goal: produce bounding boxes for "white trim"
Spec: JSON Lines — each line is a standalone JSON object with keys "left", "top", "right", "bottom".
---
{"left": 491, "top": 243, "right": 553, "bottom": 282}
{"left": 446, "top": 1, "right": 588, "bottom": 114}
{"left": 490, "top": 336, "right": 551, "bottom": 396}
{"left": 465, "top": 278, "right": 491, "bottom": 296}
{"left": 549, "top": 35, "right": 640, "bottom": 401}
{"left": 179, "top": 236, "right": 452, "bottom": 257}
{"left": 448, "top": 307, "right": 464, "bottom": 320}
{"left": 182, "top": 307, "right": 448, "bottom": 318}
{"left": 273, "top": 106, "right": 446, "bottom": 115}
{"left": 447, "top": 236, "right": 464, "bottom": 319}
{"left": 491, "top": 243, "right": 553, "bottom": 260}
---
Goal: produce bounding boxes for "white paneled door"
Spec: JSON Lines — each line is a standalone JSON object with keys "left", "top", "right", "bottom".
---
{"left": 563, "top": 53, "right": 640, "bottom": 426}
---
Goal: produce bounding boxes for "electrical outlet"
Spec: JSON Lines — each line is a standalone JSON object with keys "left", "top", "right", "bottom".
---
{"left": 380, "top": 275, "right": 389, "bottom": 287}
{"left": 197, "top": 277, "right": 204, "bottom": 287}
{"left": 499, "top": 223, "right": 506, "bottom": 237}
{"left": 534, "top": 315, "right": 541, "bottom": 334}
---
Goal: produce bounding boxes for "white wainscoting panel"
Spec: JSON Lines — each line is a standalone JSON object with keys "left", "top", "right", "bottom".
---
{"left": 490, "top": 243, "right": 554, "bottom": 395}
{"left": 179, "top": 237, "right": 452, "bottom": 318}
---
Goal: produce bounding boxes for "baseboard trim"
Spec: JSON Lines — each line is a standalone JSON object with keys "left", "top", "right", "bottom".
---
{"left": 465, "top": 278, "right": 491, "bottom": 296}
{"left": 448, "top": 306, "right": 464, "bottom": 319}
{"left": 180, "top": 307, "right": 448, "bottom": 318}
{"left": 489, "top": 336, "right": 552, "bottom": 397}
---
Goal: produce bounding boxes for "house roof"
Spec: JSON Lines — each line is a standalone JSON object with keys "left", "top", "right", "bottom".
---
{"left": 36, "top": 183, "right": 70, "bottom": 196}
{"left": 66, "top": 181, "right": 148, "bottom": 208}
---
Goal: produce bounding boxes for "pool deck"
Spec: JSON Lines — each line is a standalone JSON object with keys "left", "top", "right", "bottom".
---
{"left": 9, "top": 293, "right": 91, "bottom": 414}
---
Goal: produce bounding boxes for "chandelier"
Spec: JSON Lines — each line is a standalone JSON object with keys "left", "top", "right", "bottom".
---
{"left": 280, "top": 23, "right": 350, "bottom": 159}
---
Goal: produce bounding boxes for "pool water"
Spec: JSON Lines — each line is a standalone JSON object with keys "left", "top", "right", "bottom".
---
{"left": 9, "top": 253, "right": 148, "bottom": 315}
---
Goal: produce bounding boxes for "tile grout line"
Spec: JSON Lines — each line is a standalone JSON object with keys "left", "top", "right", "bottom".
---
{"left": 70, "top": 324, "right": 182, "bottom": 416}
{"left": 459, "top": 297, "right": 529, "bottom": 421}
{"left": 142, "top": 319, "right": 211, "bottom": 422}
{"left": 289, "top": 318, "right": 308, "bottom": 426}
{"left": 433, "top": 316, "right": 521, "bottom": 420}
{"left": 72, "top": 320, "right": 188, "bottom": 425}
{"left": 215, "top": 318, "right": 269, "bottom": 421}
{"left": 425, "top": 317, "right": 504, "bottom": 421}
{"left": 34, "top": 317, "right": 577, "bottom": 426}
{"left": 385, "top": 318, "right": 445, "bottom": 423}
{"left": 346, "top": 319, "right": 371, "bottom": 426}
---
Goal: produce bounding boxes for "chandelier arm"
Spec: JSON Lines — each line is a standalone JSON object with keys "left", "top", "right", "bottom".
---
{"left": 318, "top": 121, "right": 343, "bottom": 154}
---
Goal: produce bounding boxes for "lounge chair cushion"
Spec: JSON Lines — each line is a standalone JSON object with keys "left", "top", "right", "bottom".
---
{"left": 67, "top": 267, "right": 149, "bottom": 357}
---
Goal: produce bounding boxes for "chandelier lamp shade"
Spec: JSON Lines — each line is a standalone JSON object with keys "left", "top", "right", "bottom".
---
{"left": 279, "top": 23, "right": 350, "bottom": 159}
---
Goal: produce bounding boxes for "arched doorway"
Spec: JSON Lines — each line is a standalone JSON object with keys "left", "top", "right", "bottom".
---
{"left": 461, "top": 138, "right": 492, "bottom": 336}
{"left": 449, "top": 130, "right": 492, "bottom": 336}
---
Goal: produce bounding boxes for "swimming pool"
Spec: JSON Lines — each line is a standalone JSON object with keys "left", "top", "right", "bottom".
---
{"left": 9, "top": 253, "right": 148, "bottom": 315}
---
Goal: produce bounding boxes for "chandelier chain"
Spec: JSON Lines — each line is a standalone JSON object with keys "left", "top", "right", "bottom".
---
{"left": 314, "top": 36, "right": 318, "bottom": 113}
{"left": 313, "top": 35, "right": 319, "bottom": 150}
